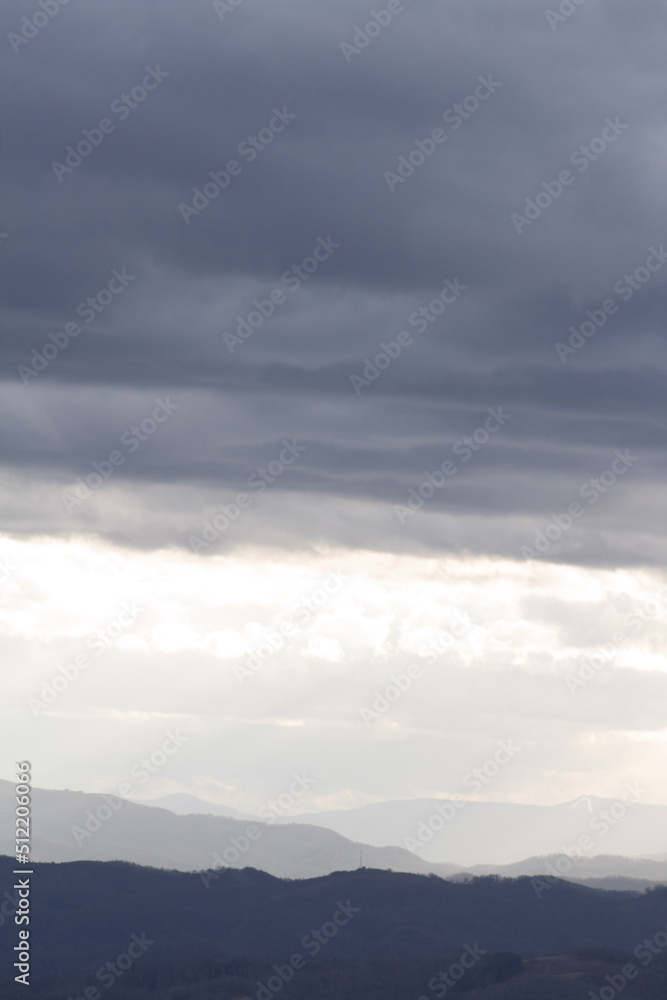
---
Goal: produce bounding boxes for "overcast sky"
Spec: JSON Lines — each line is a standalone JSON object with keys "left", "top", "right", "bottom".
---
{"left": 2, "top": 0, "right": 667, "bottom": 817}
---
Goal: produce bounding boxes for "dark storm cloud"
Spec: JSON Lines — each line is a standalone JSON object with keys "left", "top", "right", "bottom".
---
{"left": 1, "top": 0, "right": 666, "bottom": 563}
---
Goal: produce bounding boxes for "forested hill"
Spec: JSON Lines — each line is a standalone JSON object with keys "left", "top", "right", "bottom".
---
{"left": 1, "top": 858, "right": 666, "bottom": 999}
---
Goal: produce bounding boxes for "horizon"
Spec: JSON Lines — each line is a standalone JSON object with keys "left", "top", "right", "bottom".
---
{"left": 13, "top": 781, "right": 664, "bottom": 812}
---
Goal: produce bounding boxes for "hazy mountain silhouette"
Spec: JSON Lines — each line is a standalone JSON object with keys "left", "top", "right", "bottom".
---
{"left": 2, "top": 782, "right": 666, "bottom": 888}
{"left": 248, "top": 795, "right": 667, "bottom": 865}
{"left": 0, "top": 780, "right": 457, "bottom": 878}
{"left": 464, "top": 853, "right": 667, "bottom": 885}
{"left": 135, "top": 791, "right": 255, "bottom": 819}
{"left": 135, "top": 792, "right": 667, "bottom": 865}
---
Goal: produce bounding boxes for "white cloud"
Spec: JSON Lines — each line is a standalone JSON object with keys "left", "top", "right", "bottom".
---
{"left": 3, "top": 533, "right": 667, "bottom": 806}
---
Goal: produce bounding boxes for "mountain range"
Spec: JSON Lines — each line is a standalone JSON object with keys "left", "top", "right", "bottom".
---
{"left": 4, "top": 781, "right": 667, "bottom": 888}
{"left": 2, "top": 858, "right": 667, "bottom": 1000}
{"left": 136, "top": 789, "right": 667, "bottom": 866}
{"left": 0, "top": 780, "right": 454, "bottom": 879}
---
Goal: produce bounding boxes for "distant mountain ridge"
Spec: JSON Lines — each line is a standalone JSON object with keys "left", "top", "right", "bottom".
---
{"left": 2, "top": 782, "right": 665, "bottom": 886}
{"left": 0, "top": 780, "right": 456, "bottom": 879}
{"left": 136, "top": 788, "right": 667, "bottom": 866}
{"left": 135, "top": 791, "right": 254, "bottom": 820}
{"left": 467, "top": 854, "right": 667, "bottom": 881}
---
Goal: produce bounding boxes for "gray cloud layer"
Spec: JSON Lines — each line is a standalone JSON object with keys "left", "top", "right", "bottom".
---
{"left": 1, "top": 0, "right": 666, "bottom": 564}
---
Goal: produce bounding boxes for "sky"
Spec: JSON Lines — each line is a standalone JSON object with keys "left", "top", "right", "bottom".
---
{"left": 1, "top": 0, "right": 667, "bottom": 817}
